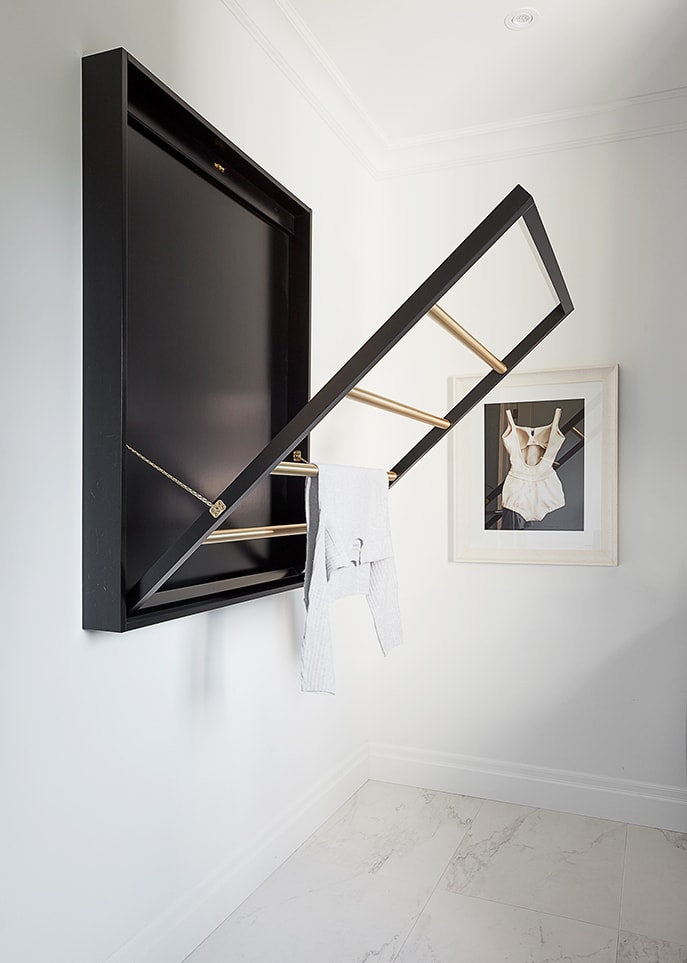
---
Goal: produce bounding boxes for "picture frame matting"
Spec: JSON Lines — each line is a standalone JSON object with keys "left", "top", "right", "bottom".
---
{"left": 449, "top": 365, "right": 618, "bottom": 565}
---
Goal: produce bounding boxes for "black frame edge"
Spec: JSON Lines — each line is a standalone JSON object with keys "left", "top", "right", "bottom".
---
{"left": 82, "top": 48, "right": 129, "bottom": 632}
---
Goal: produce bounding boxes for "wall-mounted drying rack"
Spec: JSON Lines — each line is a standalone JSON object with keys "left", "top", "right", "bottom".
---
{"left": 82, "top": 49, "right": 573, "bottom": 632}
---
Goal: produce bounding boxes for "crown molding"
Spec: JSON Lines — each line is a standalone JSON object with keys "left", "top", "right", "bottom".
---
{"left": 222, "top": 0, "right": 687, "bottom": 177}
{"left": 217, "top": 0, "right": 384, "bottom": 174}
{"left": 272, "top": 0, "right": 390, "bottom": 145}
{"left": 377, "top": 90, "right": 687, "bottom": 177}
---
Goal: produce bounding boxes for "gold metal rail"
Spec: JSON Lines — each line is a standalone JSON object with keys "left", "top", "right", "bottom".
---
{"left": 428, "top": 304, "right": 507, "bottom": 374}
{"left": 348, "top": 387, "right": 450, "bottom": 429}
{"left": 206, "top": 456, "right": 398, "bottom": 544}
{"left": 273, "top": 460, "right": 397, "bottom": 482}
{"left": 205, "top": 523, "right": 307, "bottom": 545}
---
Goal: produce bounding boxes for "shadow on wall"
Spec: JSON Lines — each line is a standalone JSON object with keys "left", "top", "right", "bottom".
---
{"left": 488, "top": 552, "right": 687, "bottom": 789}
{"left": 501, "top": 561, "right": 687, "bottom": 791}
{"left": 379, "top": 504, "right": 687, "bottom": 815}
{"left": 573, "top": 610, "right": 687, "bottom": 784}
{"left": 187, "top": 590, "right": 306, "bottom": 711}
{"left": 628, "top": 7, "right": 687, "bottom": 99}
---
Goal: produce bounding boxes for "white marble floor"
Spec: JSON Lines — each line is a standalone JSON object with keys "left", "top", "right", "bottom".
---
{"left": 184, "top": 781, "right": 687, "bottom": 963}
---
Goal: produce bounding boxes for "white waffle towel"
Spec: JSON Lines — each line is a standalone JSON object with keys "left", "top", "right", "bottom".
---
{"left": 301, "top": 464, "right": 402, "bottom": 693}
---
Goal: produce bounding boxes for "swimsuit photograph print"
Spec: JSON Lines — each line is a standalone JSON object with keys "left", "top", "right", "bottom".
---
{"left": 449, "top": 366, "right": 618, "bottom": 566}
{"left": 485, "top": 398, "right": 584, "bottom": 533}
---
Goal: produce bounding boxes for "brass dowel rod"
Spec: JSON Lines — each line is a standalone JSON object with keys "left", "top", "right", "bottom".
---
{"left": 348, "top": 387, "right": 450, "bottom": 430}
{"left": 272, "top": 461, "right": 397, "bottom": 482}
{"left": 204, "top": 523, "right": 307, "bottom": 545}
{"left": 272, "top": 462, "right": 319, "bottom": 477}
{"left": 428, "top": 305, "right": 507, "bottom": 375}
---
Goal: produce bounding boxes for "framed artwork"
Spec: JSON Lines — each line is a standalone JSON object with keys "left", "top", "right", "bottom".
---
{"left": 449, "top": 365, "right": 618, "bottom": 565}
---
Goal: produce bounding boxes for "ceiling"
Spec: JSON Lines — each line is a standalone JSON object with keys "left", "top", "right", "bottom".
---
{"left": 248, "top": 0, "right": 687, "bottom": 170}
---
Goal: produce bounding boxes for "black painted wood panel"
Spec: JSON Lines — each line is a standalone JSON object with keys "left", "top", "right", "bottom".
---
{"left": 83, "top": 48, "right": 311, "bottom": 631}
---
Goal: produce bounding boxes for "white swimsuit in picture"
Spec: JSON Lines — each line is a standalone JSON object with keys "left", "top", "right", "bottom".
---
{"left": 501, "top": 407, "right": 566, "bottom": 522}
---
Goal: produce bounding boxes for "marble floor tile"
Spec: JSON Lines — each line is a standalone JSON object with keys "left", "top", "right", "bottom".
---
{"left": 617, "top": 931, "right": 687, "bottom": 963}
{"left": 441, "top": 799, "right": 626, "bottom": 927}
{"left": 394, "top": 890, "right": 617, "bottom": 963}
{"left": 185, "top": 782, "right": 482, "bottom": 963}
{"left": 185, "top": 855, "right": 428, "bottom": 963}
{"left": 183, "top": 782, "right": 687, "bottom": 963}
{"left": 297, "top": 780, "right": 483, "bottom": 885}
{"left": 621, "top": 826, "right": 687, "bottom": 947}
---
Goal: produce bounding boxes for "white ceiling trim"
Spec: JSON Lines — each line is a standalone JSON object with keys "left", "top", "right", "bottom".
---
{"left": 381, "top": 119, "right": 687, "bottom": 179}
{"left": 217, "top": 0, "right": 383, "bottom": 174}
{"left": 272, "top": 0, "right": 391, "bottom": 145}
{"left": 385, "top": 87, "right": 687, "bottom": 149}
{"left": 222, "top": 0, "right": 687, "bottom": 177}
{"left": 378, "top": 89, "right": 687, "bottom": 176}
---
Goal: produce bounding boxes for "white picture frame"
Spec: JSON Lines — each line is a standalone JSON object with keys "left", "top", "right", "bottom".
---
{"left": 449, "top": 365, "right": 618, "bottom": 565}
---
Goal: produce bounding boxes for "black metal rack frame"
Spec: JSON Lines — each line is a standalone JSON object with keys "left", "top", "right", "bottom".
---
{"left": 127, "top": 186, "right": 573, "bottom": 611}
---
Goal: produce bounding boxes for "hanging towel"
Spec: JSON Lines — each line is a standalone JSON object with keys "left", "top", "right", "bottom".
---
{"left": 301, "top": 464, "right": 403, "bottom": 694}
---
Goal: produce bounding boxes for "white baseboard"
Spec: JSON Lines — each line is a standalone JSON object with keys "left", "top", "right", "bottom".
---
{"left": 369, "top": 743, "right": 687, "bottom": 833}
{"left": 104, "top": 745, "right": 369, "bottom": 963}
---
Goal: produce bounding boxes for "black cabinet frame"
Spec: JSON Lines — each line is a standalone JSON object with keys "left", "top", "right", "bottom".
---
{"left": 83, "top": 48, "right": 311, "bottom": 631}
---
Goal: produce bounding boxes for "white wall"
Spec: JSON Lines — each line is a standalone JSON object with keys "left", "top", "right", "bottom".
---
{"left": 0, "top": 3, "right": 380, "bottom": 962}
{"left": 3, "top": 3, "right": 687, "bottom": 962}
{"left": 366, "top": 134, "right": 687, "bottom": 830}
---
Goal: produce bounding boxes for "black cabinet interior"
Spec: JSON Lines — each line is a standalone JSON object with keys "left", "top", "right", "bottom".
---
{"left": 83, "top": 48, "right": 311, "bottom": 631}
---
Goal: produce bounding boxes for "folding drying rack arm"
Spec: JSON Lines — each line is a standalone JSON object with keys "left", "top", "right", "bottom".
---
{"left": 127, "top": 184, "right": 573, "bottom": 614}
